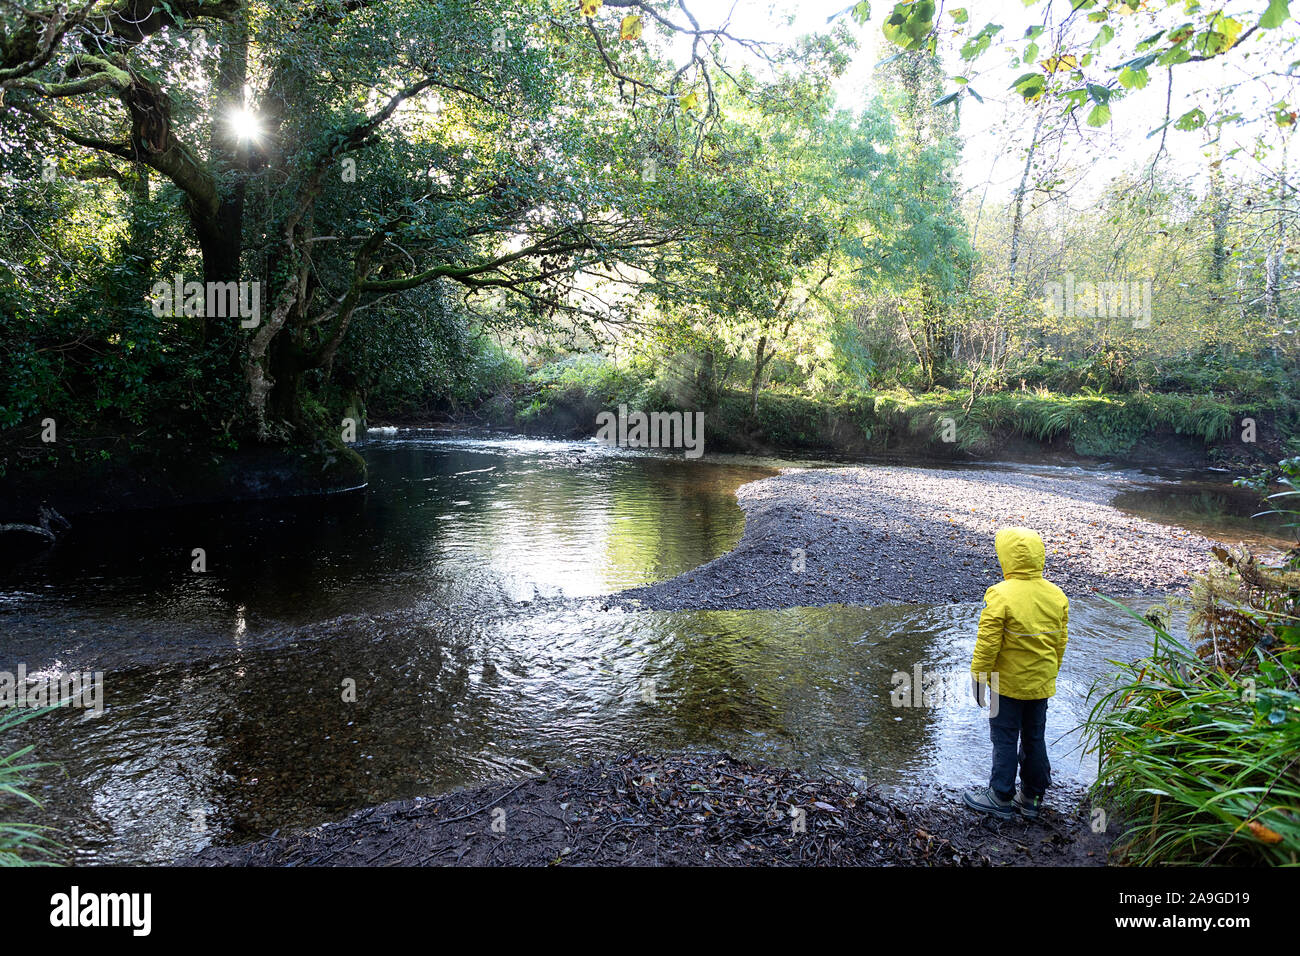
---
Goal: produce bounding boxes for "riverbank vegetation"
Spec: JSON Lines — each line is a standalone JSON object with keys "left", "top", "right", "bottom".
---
{"left": 3, "top": 1, "right": 1300, "bottom": 504}
{"left": 1085, "top": 462, "right": 1300, "bottom": 865}
{"left": 0, "top": 708, "right": 57, "bottom": 866}
{"left": 411, "top": 348, "right": 1298, "bottom": 460}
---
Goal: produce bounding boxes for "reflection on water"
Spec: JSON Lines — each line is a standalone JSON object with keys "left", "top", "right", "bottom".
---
{"left": 1114, "top": 481, "right": 1296, "bottom": 551}
{"left": 0, "top": 437, "right": 1206, "bottom": 863}
{"left": 8, "top": 595, "right": 1156, "bottom": 865}
{"left": 0, "top": 438, "right": 771, "bottom": 669}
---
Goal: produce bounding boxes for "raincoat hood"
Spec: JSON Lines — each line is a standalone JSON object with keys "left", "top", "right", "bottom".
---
{"left": 995, "top": 527, "right": 1045, "bottom": 580}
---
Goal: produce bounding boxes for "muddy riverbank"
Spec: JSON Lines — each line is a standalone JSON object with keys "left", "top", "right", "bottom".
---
{"left": 618, "top": 463, "right": 1217, "bottom": 611}
{"left": 184, "top": 752, "right": 1112, "bottom": 867}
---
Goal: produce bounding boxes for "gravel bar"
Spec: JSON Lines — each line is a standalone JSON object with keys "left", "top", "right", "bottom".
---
{"left": 618, "top": 464, "right": 1215, "bottom": 610}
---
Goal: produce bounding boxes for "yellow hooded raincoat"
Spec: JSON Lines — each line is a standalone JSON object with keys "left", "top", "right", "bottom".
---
{"left": 971, "top": 527, "right": 1069, "bottom": 700}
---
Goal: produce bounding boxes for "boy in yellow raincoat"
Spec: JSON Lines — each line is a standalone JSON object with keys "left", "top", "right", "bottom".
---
{"left": 963, "top": 527, "right": 1069, "bottom": 821}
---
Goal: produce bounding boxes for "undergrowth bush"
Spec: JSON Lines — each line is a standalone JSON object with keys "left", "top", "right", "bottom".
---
{"left": 1084, "top": 464, "right": 1300, "bottom": 865}
{"left": 0, "top": 708, "right": 59, "bottom": 866}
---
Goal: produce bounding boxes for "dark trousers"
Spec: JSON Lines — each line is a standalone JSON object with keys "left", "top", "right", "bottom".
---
{"left": 988, "top": 694, "right": 1050, "bottom": 801}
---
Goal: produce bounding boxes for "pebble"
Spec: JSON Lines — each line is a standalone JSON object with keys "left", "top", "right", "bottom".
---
{"left": 619, "top": 464, "right": 1215, "bottom": 610}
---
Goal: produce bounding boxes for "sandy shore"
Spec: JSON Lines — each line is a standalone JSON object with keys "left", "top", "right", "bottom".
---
{"left": 618, "top": 464, "right": 1215, "bottom": 610}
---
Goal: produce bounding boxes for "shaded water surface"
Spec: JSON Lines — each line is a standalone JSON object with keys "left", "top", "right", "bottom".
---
{"left": 1113, "top": 478, "right": 1295, "bottom": 550}
{"left": 0, "top": 437, "right": 1233, "bottom": 863}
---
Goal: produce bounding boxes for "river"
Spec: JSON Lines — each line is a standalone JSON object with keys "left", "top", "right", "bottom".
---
{"left": 0, "top": 433, "right": 1287, "bottom": 864}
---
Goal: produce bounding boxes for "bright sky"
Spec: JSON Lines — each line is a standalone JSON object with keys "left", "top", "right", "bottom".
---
{"left": 665, "top": 0, "right": 1299, "bottom": 205}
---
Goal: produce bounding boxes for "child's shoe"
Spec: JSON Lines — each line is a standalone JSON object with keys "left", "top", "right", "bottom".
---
{"left": 1014, "top": 790, "right": 1043, "bottom": 820}
{"left": 962, "top": 787, "right": 1015, "bottom": 820}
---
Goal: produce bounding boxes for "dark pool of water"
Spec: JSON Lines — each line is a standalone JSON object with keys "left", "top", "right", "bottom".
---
{"left": 0, "top": 437, "right": 770, "bottom": 670}
{"left": 0, "top": 436, "right": 1251, "bottom": 864}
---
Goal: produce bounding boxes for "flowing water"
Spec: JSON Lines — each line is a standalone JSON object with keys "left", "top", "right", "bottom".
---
{"left": 0, "top": 434, "right": 1276, "bottom": 864}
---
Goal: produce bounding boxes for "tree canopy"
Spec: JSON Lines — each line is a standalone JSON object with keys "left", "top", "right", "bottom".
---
{"left": 2, "top": 0, "right": 1298, "bottom": 473}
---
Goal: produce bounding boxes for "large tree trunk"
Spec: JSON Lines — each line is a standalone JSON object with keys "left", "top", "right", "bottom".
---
{"left": 196, "top": 15, "right": 250, "bottom": 287}
{"left": 191, "top": 203, "right": 244, "bottom": 283}
{"left": 268, "top": 334, "right": 308, "bottom": 427}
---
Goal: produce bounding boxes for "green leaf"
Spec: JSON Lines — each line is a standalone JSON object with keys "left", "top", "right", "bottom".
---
{"left": 882, "top": 1, "right": 936, "bottom": 51}
{"left": 1158, "top": 45, "right": 1192, "bottom": 66}
{"left": 1276, "top": 624, "right": 1300, "bottom": 644}
{"left": 1010, "top": 72, "right": 1046, "bottom": 100}
{"left": 1135, "top": 31, "right": 1163, "bottom": 52}
{"left": 950, "top": 7, "right": 968, "bottom": 23}
{"left": 1118, "top": 66, "right": 1149, "bottom": 89}
{"left": 1122, "top": 51, "right": 1160, "bottom": 72}
{"left": 1196, "top": 15, "right": 1243, "bottom": 56}
{"left": 1260, "top": 0, "right": 1290, "bottom": 29}
{"left": 1062, "top": 88, "right": 1089, "bottom": 111}
{"left": 1174, "top": 107, "right": 1207, "bottom": 130}
{"left": 1091, "top": 24, "right": 1115, "bottom": 49}
{"left": 959, "top": 22, "right": 1001, "bottom": 60}
{"left": 1087, "top": 102, "right": 1112, "bottom": 126}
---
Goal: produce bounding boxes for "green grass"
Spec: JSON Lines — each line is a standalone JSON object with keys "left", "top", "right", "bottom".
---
{"left": 491, "top": 355, "right": 1299, "bottom": 458}
{"left": 0, "top": 707, "right": 60, "bottom": 866}
{"left": 854, "top": 387, "right": 1258, "bottom": 457}
{"left": 1082, "top": 598, "right": 1300, "bottom": 866}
